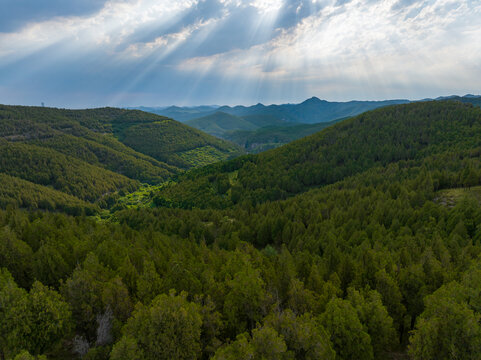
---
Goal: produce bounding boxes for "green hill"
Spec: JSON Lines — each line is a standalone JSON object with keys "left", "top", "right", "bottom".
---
{"left": 114, "top": 115, "right": 244, "bottom": 168}
{"left": 153, "top": 101, "right": 481, "bottom": 209}
{"left": 186, "top": 112, "right": 258, "bottom": 138}
{"left": 225, "top": 118, "right": 345, "bottom": 153}
{"left": 4, "top": 100, "right": 481, "bottom": 359}
{"left": 0, "top": 105, "right": 244, "bottom": 211}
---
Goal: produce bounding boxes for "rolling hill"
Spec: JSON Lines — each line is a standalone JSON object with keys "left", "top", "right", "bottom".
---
{"left": 224, "top": 118, "right": 346, "bottom": 153}
{"left": 185, "top": 112, "right": 258, "bottom": 138}
{"left": 0, "top": 105, "right": 244, "bottom": 212}
{"left": 153, "top": 100, "right": 481, "bottom": 209}
{"left": 4, "top": 100, "right": 481, "bottom": 359}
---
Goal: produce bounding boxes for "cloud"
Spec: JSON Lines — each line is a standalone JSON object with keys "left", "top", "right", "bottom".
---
{"left": 0, "top": 0, "right": 109, "bottom": 33}
{"left": 177, "top": 0, "right": 481, "bottom": 93}
{"left": 0, "top": 0, "right": 480, "bottom": 107}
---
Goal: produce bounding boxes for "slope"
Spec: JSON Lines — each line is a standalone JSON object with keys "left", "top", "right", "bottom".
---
{"left": 225, "top": 118, "right": 345, "bottom": 153}
{"left": 5, "top": 100, "right": 481, "bottom": 359}
{"left": 0, "top": 105, "right": 244, "bottom": 211}
{"left": 186, "top": 112, "right": 258, "bottom": 138}
{"left": 153, "top": 101, "right": 481, "bottom": 209}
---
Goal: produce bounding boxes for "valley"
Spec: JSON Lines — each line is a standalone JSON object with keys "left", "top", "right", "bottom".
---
{"left": 2, "top": 99, "right": 481, "bottom": 359}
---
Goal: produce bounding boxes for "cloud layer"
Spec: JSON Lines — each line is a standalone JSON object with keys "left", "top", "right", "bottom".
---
{"left": 0, "top": 0, "right": 480, "bottom": 107}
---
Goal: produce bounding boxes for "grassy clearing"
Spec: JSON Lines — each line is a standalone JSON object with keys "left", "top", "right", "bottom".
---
{"left": 434, "top": 186, "right": 481, "bottom": 207}
{"left": 177, "top": 145, "right": 236, "bottom": 168}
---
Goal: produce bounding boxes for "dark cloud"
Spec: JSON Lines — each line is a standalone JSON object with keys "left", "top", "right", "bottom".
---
{"left": 0, "top": 0, "right": 108, "bottom": 32}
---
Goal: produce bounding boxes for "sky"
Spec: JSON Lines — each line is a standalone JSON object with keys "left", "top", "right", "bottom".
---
{"left": 0, "top": 0, "right": 480, "bottom": 108}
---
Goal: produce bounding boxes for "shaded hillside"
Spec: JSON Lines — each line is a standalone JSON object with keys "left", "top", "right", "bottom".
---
{"left": 186, "top": 112, "right": 257, "bottom": 138}
{"left": 153, "top": 101, "right": 481, "bottom": 209}
{"left": 131, "top": 105, "right": 220, "bottom": 122}
{"left": 225, "top": 118, "right": 345, "bottom": 153}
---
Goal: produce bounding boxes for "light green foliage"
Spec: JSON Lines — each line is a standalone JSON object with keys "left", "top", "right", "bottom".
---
{"left": 12, "top": 350, "right": 47, "bottom": 360}
{"left": 321, "top": 298, "right": 373, "bottom": 360}
{"left": 347, "top": 288, "right": 397, "bottom": 358}
{"left": 110, "top": 336, "right": 143, "bottom": 360}
{"left": 136, "top": 259, "right": 163, "bottom": 304}
{"left": 0, "top": 268, "right": 30, "bottom": 359}
{"left": 27, "top": 281, "right": 72, "bottom": 354}
{"left": 264, "top": 309, "right": 335, "bottom": 360}
{"left": 114, "top": 291, "right": 203, "bottom": 360}
{"left": 223, "top": 264, "right": 268, "bottom": 335}
{"left": 409, "top": 282, "right": 481, "bottom": 360}
{"left": 115, "top": 117, "right": 243, "bottom": 169}
{"left": 0, "top": 270, "right": 71, "bottom": 358}
{"left": 213, "top": 326, "right": 291, "bottom": 360}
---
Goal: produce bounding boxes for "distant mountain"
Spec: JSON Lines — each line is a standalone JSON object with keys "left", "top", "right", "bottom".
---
{"left": 434, "top": 94, "right": 481, "bottom": 107}
{"left": 133, "top": 98, "right": 411, "bottom": 124}
{"left": 129, "top": 105, "right": 220, "bottom": 122}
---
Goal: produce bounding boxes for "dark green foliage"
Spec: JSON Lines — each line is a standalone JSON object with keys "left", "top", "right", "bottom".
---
{"left": 186, "top": 112, "right": 258, "bottom": 138}
{"left": 3, "top": 100, "right": 481, "bottom": 358}
{"left": 117, "top": 117, "right": 243, "bottom": 169}
{"left": 321, "top": 298, "right": 374, "bottom": 360}
{"left": 0, "top": 173, "right": 97, "bottom": 215}
{"left": 154, "top": 101, "right": 481, "bottom": 208}
{"left": 409, "top": 282, "right": 481, "bottom": 359}
{"left": 0, "top": 141, "right": 137, "bottom": 201}
{"left": 112, "top": 291, "right": 203, "bottom": 360}
{"left": 0, "top": 269, "right": 71, "bottom": 358}
{"left": 225, "top": 118, "right": 343, "bottom": 153}
{"left": 0, "top": 104, "right": 244, "bottom": 212}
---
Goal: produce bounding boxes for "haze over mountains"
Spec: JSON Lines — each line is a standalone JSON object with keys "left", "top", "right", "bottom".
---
{"left": 131, "top": 97, "right": 411, "bottom": 124}
{"left": 131, "top": 95, "right": 481, "bottom": 153}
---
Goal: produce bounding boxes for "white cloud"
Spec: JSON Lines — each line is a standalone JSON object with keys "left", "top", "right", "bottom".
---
{"left": 0, "top": 0, "right": 480, "bottom": 105}
{"left": 0, "top": 0, "right": 200, "bottom": 63}
{"left": 177, "top": 0, "right": 481, "bottom": 96}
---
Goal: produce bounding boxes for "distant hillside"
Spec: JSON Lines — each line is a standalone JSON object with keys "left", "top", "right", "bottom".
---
{"left": 217, "top": 98, "right": 411, "bottom": 124}
{"left": 225, "top": 118, "right": 345, "bottom": 153}
{"left": 0, "top": 105, "right": 244, "bottom": 212}
{"left": 434, "top": 94, "right": 481, "bottom": 107}
{"left": 135, "top": 98, "right": 410, "bottom": 124}
{"left": 130, "top": 105, "right": 220, "bottom": 122}
{"left": 186, "top": 112, "right": 258, "bottom": 138}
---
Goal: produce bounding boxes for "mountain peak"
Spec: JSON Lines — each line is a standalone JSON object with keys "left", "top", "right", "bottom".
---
{"left": 302, "top": 96, "right": 326, "bottom": 105}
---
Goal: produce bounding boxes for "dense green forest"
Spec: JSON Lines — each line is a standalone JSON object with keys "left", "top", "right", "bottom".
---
{"left": 184, "top": 111, "right": 342, "bottom": 153}
{"left": 0, "top": 105, "right": 243, "bottom": 213}
{"left": 2, "top": 100, "right": 481, "bottom": 359}
{"left": 224, "top": 118, "right": 344, "bottom": 153}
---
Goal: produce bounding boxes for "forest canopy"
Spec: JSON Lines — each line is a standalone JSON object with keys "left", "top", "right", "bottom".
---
{"left": 1, "top": 100, "right": 481, "bottom": 359}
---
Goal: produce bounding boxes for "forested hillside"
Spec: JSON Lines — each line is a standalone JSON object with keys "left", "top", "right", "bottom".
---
{"left": 224, "top": 118, "right": 344, "bottom": 153}
{"left": 154, "top": 101, "right": 481, "bottom": 208}
{"left": 3, "top": 100, "right": 481, "bottom": 359}
{"left": 0, "top": 105, "right": 243, "bottom": 212}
